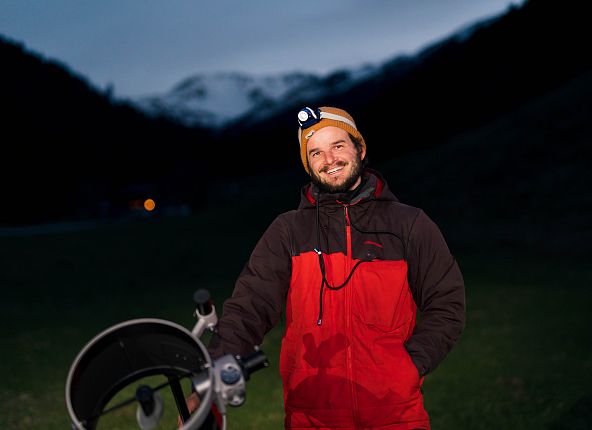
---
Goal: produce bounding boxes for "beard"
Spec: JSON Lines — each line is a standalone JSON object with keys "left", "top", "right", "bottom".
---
{"left": 310, "top": 152, "right": 363, "bottom": 194}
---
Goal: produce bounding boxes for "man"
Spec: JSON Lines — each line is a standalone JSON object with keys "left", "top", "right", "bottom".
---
{"left": 207, "top": 106, "right": 466, "bottom": 429}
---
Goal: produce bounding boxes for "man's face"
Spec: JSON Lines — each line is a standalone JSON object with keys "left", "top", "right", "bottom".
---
{"left": 306, "top": 126, "right": 366, "bottom": 193}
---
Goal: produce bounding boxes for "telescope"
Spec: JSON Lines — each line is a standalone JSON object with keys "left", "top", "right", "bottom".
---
{"left": 65, "top": 289, "right": 268, "bottom": 430}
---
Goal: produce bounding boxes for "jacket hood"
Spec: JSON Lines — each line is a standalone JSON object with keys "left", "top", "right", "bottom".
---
{"left": 299, "top": 168, "right": 399, "bottom": 209}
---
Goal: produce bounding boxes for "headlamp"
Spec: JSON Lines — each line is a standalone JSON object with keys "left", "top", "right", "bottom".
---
{"left": 297, "top": 107, "right": 322, "bottom": 129}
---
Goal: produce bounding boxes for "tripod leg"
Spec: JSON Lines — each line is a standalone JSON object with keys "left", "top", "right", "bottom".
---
{"left": 168, "top": 376, "right": 191, "bottom": 423}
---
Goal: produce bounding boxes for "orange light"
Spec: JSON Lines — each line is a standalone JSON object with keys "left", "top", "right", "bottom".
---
{"left": 144, "top": 198, "right": 156, "bottom": 212}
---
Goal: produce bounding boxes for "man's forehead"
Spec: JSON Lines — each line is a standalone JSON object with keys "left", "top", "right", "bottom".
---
{"left": 307, "top": 138, "right": 352, "bottom": 155}
{"left": 308, "top": 127, "right": 352, "bottom": 146}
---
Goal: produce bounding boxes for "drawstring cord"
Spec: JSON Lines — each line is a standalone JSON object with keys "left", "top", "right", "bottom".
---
{"left": 315, "top": 194, "right": 324, "bottom": 325}
{"left": 315, "top": 192, "right": 365, "bottom": 326}
{"left": 314, "top": 192, "right": 408, "bottom": 326}
{"left": 315, "top": 246, "right": 364, "bottom": 325}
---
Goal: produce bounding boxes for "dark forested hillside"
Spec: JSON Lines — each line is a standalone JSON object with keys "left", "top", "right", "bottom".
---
{"left": 379, "top": 68, "right": 592, "bottom": 256}
{"left": 0, "top": 36, "right": 212, "bottom": 225}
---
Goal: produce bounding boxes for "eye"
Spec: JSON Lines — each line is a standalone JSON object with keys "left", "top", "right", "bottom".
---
{"left": 311, "top": 151, "right": 320, "bottom": 158}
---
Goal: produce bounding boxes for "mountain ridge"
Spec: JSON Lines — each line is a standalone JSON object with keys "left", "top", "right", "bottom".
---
{"left": 132, "top": 65, "right": 378, "bottom": 129}
{"left": 128, "top": 6, "right": 509, "bottom": 130}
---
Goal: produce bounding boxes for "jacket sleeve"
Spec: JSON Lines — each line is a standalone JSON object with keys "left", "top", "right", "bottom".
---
{"left": 404, "top": 210, "right": 466, "bottom": 376}
{"left": 207, "top": 215, "right": 292, "bottom": 359}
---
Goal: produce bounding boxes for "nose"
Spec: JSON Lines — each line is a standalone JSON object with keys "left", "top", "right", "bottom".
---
{"left": 323, "top": 152, "right": 336, "bottom": 165}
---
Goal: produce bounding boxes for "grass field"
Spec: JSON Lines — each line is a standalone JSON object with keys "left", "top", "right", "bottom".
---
{"left": 1, "top": 206, "right": 590, "bottom": 429}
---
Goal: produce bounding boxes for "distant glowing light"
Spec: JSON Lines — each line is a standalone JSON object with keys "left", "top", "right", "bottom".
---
{"left": 144, "top": 198, "right": 156, "bottom": 212}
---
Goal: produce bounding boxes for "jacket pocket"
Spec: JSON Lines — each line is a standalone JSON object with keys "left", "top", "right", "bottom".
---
{"left": 353, "top": 259, "right": 413, "bottom": 331}
{"left": 403, "top": 346, "right": 421, "bottom": 391}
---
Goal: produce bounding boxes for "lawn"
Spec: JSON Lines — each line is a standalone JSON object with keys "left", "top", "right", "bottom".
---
{"left": 1, "top": 207, "right": 590, "bottom": 429}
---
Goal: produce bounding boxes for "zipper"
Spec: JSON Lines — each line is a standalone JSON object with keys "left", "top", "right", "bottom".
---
{"left": 343, "top": 204, "right": 359, "bottom": 428}
{"left": 344, "top": 204, "right": 352, "bottom": 257}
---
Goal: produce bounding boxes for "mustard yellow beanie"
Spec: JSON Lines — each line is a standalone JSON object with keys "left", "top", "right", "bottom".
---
{"left": 297, "top": 106, "right": 366, "bottom": 174}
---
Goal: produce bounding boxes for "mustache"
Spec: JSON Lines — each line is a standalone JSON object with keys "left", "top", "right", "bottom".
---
{"left": 320, "top": 161, "right": 347, "bottom": 173}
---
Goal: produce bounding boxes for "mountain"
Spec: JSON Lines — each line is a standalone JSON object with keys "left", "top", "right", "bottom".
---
{"left": 132, "top": 66, "right": 377, "bottom": 129}
{"left": 129, "top": 9, "right": 503, "bottom": 131}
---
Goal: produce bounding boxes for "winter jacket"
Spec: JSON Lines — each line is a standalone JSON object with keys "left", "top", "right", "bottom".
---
{"left": 208, "top": 169, "right": 466, "bottom": 429}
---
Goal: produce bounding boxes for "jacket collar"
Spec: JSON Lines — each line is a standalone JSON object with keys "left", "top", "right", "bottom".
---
{"left": 299, "top": 169, "right": 398, "bottom": 209}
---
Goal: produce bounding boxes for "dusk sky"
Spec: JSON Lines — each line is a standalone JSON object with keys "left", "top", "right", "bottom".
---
{"left": 0, "top": 1, "right": 520, "bottom": 98}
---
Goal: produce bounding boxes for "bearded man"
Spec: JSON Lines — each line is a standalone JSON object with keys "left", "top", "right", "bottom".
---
{"left": 207, "top": 106, "right": 466, "bottom": 430}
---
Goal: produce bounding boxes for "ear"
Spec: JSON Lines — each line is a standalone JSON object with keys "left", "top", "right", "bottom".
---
{"left": 360, "top": 146, "right": 366, "bottom": 160}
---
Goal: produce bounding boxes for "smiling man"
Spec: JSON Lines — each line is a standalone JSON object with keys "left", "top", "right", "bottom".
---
{"left": 306, "top": 124, "right": 365, "bottom": 193}
{"left": 208, "top": 106, "right": 466, "bottom": 430}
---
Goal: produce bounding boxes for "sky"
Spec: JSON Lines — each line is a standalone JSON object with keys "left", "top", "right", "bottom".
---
{"left": 0, "top": 0, "right": 520, "bottom": 99}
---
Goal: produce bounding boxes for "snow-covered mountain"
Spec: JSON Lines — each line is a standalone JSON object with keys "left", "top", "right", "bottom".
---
{"left": 132, "top": 66, "right": 377, "bottom": 129}
{"left": 130, "top": 6, "right": 511, "bottom": 130}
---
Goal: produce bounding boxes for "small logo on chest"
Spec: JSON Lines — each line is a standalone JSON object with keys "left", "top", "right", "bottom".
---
{"left": 363, "top": 240, "right": 384, "bottom": 248}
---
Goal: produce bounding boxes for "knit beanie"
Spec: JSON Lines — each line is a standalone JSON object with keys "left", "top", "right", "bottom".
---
{"left": 297, "top": 106, "right": 366, "bottom": 174}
